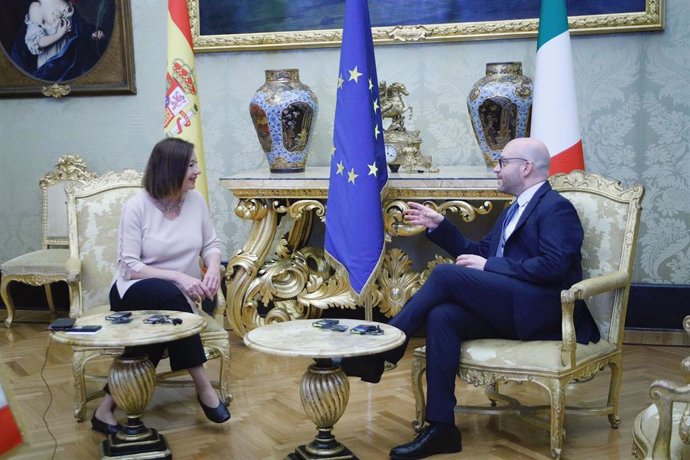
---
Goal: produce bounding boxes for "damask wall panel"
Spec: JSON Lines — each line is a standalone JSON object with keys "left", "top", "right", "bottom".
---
{"left": 0, "top": 0, "right": 688, "bottom": 289}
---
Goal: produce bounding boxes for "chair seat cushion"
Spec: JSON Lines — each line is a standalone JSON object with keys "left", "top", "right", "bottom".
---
{"left": 416, "top": 338, "right": 617, "bottom": 373}
{"left": 1, "top": 249, "right": 70, "bottom": 276}
{"left": 634, "top": 403, "right": 687, "bottom": 460}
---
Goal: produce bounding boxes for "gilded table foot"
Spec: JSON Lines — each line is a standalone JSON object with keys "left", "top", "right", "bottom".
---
{"left": 288, "top": 360, "right": 356, "bottom": 459}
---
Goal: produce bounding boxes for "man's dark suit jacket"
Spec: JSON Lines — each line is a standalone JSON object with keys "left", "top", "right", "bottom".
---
{"left": 427, "top": 182, "right": 600, "bottom": 345}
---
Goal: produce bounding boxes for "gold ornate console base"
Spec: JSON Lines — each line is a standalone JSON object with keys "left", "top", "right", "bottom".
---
{"left": 221, "top": 166, "right": 507, "bottom": 337}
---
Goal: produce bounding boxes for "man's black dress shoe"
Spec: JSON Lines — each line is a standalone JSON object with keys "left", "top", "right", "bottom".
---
{"left": 197, "top": 394, "right": 230, "bottom": 423}
{"left": 340, "top": 354, "right": 385, "bottom": 383}
{"left": 90, "top": 412, "right": 122, "bottom": 435}
{"left": 389, "top": 422, "right": 462, "bottom": 460}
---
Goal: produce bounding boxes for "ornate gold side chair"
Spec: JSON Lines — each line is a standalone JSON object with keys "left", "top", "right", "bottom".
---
{"left": 1, "top": 155, "right": 96, "bottom": 327}
{"left": 410, "top": 171, "right": 644, "bottom": 459}
{"left": 633, "top": 315, "right": 690, "bottom": 460}
{"left": 65, "top": 170, "right": 231, "bottom": 421}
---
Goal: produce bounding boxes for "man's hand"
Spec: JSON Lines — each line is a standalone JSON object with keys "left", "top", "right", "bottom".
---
{"left": 456, "top": 254, "right": 486, "bottom": 271}
{"left": 404, "top": 201, "right": 444, "bottom": 230}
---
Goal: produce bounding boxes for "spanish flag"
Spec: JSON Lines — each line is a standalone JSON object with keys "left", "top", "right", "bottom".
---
{"left": 164, "top": 0, "right": 209, "bottom": 201}
{"left": 531, "top": 0, "right": 585, "bottom": 174}
{"left": 0, "top": 383, "right": 22, "bottom": 455}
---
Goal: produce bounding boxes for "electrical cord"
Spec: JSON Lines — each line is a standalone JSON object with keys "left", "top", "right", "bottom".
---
{"left": 39, "top": 334, "right": 58, "bottom": 460}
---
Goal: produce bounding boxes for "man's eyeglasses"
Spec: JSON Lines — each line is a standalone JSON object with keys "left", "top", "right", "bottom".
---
{"left": 497, "top": 157, "right": 530, "bottom": 168}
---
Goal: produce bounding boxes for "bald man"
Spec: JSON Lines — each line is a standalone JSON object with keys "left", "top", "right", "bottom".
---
{"left": 341, "top": 138, "right": 600, "bottom": 459}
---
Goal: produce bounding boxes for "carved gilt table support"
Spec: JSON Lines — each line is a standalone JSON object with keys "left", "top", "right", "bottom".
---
{"left": 221, "top": 166, "right": 508, "bottom": 337}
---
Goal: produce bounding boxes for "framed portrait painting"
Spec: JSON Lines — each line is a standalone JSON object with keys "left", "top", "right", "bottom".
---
{"left": 188, "top": 0, "right": 664, "bottom": 52}
{"left": 0, "top": 0, "right": 136, "bottom": 98}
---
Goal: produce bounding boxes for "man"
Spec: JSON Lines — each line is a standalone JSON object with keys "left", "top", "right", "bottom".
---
{"left": 341, "top": 137, "right": 600, "bottom": 459}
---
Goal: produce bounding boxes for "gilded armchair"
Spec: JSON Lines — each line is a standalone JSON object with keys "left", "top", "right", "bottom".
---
{"left": 65, "top": 170, "right": 231, "bottom": 421}
{"left": 1, "top": 155, "right": 96, "bottom": 327}
{"left": 410, "top": 171, "right": 644, "bottom": 459}
{"left": 632, "top": 315, "right": 690, "bottom": 460}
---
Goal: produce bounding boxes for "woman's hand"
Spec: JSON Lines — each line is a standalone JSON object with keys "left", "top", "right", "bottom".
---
{"left": 175, "top": 273, "right": 212, "bottom": 303}
{"left": 403, "top": 201, "right": 444, "bottom": 230}
{"left": 201, "top": 265, "right": 221, "bottom": 298}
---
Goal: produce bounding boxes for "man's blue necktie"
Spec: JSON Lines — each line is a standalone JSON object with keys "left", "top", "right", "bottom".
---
{"left": 496, "top": 202, "right": 519, "bottom": 257}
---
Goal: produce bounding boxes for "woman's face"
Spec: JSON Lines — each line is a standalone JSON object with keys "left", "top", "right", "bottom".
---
{"left": 181, "top": 152, "right": 201, "bottom": 193}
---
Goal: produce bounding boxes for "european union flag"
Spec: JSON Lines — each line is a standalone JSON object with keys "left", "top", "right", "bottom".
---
{"left": 325, "top": 0, "right": 387, "bottom": 299}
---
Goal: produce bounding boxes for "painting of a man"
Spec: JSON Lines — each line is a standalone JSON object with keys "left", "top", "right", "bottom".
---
{"left": 0, "top": 0, "right": 114, "bottom": 83}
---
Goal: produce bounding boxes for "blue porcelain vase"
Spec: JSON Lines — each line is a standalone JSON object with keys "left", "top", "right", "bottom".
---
{"left": 467, "top": 62, "right": 533, "bottom": 168}
{"left": 249, "top": 69, "right": 318, "bottom": 173}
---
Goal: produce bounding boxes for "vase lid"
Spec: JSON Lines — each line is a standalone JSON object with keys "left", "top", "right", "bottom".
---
{"left": 265, "top": 69, "right": 300, "bottom": 81}
{"left": 485, "top": 62, "right": 522, "bottom": 76}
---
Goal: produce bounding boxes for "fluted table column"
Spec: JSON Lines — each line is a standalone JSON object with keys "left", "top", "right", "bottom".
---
{"left": 244, "top": 319, "right": 405, "bottom": 460}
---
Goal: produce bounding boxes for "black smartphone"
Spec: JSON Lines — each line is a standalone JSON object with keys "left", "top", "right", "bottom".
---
{"left": 350, "top": 324, "right": 384, "bottom": 335}
{"left": 105, "top": 311, "right": 132, "bottom": 320}
{"left": 47, "top": 317, "right": 76, "bottom": 331}
{"left": 144, "top": 314, "right": 168, "bottom": 324}
{"left": 66, "top": 325, "right": 102, "bottom": 334}
{"left": 312, "top": 319, "right": 339, "bottom": 329}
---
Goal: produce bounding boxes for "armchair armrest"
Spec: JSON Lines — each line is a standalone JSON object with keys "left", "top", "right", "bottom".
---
{"left": 648, "top": 379, "right": 690, "bottom": 459}
{"left": 65, "top": 256, "right": 82, "bottom": 317}
{"left": 567, "top": 270, "right": 629, "bottom": 300}
{"left": 559, "top": 270, "right": 629, "bottom": 367}
{"left": 64, "top": 256, "right": 81, "bottom": 282}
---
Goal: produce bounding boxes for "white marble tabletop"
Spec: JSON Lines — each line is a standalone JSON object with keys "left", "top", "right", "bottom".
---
{"left": 243, "top": 319, "right": 405, "bottom": 359}
{"left": 50, "top": 311, "right": 205, "bottom": 347}
{"left": 220, "top": 166, "right": 503, "bottom": 200}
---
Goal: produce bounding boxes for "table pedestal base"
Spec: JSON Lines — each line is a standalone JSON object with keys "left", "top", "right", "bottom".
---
{"left": 101, "top": 429, "right": 171, "bottom": 460}
{"left": 287, "top": 443, "right": 356, "bottom": 460}
{"left": 289, "top": 360, "right": 357, "bottom": 460}
{"left": 101, "top": 355, "right": 171, "bottom": 459}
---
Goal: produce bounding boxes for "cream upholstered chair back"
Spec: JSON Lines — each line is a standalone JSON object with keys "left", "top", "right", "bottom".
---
{"left": 551, "top": 171, "right": 644, "bottom": 345}
{"left": 66, "top": 169, "right": 143, "bottom": 318}
{"left": 42, "top": 155, "right": 98, "bottom": 248}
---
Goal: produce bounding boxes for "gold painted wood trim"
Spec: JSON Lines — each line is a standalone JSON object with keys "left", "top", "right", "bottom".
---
{"left": 188, "top": 0, "right": 664, "bottom": 52}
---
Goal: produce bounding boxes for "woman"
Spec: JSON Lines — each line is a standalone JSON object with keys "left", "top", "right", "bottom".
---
{"left": 91, "top": 138, "right": 229, "bottom": 434}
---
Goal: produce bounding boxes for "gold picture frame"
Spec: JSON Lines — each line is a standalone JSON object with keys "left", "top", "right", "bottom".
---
{"left": 189, "top": 0, "right": 664, "bottom": 53}
{"left": 0, "top": 0, "right": 135, "bottom": 98}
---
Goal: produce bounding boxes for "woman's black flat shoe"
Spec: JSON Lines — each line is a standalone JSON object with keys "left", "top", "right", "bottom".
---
{"left": 197, "top": 394, "right": 230, "bottom": 423}
{"left": 90, "top": 412, "right": 122, "bottom": 435}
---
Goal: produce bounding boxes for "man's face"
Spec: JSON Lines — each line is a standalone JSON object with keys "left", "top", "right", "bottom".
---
{"left": 493, "top": 145, "right": 528, "bottom": 196}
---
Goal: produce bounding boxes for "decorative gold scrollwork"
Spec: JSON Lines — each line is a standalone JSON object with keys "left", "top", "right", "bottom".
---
{"left": 377, "top": 249, "right": 423, "bottom": 317}
{"left": 384, "top": 199, "right": 493, "bottom": 240}
{"left": 289, "top": 200, "right": 326, "bottom": 222}
{"left": 235, "top": 199, "right": 268, "bottom": 220}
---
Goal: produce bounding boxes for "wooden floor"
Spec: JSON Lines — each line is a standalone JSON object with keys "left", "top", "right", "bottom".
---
{"left": 1, "top": 316, "right": 687, "bottom": 460}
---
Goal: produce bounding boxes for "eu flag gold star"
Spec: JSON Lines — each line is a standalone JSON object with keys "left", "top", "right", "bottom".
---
{"left": 373, "top": 98, "right": 379, "bottom": 113}
{"left": 348, "top": 168, "right": 358, "bottom": 184}
{"left": 336, "top": 161, "right": 345, "bottom": 175}
{"left": 368, "top": 162, "right": 378, "bottom": 176}
{"left": 368, "top": 77, "right": 373, "bottom": 91}
{"left": 374, "top": 124, "right": 380, "bottom": 139}
{"left": 337, "top": 75, "right": 344, "bottom": 89}
{"left": 348, "top": 66, "right": 363, "bottom": 83}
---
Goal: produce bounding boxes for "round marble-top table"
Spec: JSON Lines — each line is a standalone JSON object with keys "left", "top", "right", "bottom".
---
{"left": 244, "top": 319, "right": 405, "bottom": 460}
{"left": 52, "top": 310, "right": 205, "bottom": 460}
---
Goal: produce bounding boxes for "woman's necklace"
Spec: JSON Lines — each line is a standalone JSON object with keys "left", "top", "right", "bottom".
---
{"left": 153, "top": 197, "right": 184, "bottom": 216}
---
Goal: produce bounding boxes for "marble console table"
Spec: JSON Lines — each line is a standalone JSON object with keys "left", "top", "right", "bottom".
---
{"left": 220, "top": 166, "right": 509, "bottom": 337}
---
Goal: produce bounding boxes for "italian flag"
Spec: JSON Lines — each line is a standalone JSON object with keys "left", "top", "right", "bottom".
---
{"left": 0, "top": 384, "right": 22, "bottom": 455}
{"left": 531, "top": 0, "right": 584, "bottom": 174}
{"left": 164, "top": 0, "right": 209, "bottom": 201}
